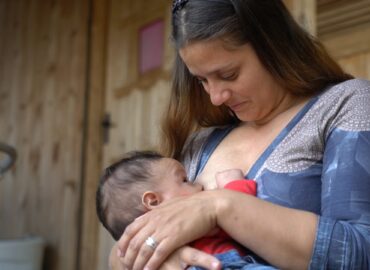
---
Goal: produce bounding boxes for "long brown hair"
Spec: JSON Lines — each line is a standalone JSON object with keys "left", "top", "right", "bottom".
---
{"left": 161, "top": 0, "right": 353, "bottom": 159}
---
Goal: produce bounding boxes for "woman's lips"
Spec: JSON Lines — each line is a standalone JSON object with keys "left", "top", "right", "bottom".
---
{"left": 229, "top": 101, "right": 246, "bottom": 112}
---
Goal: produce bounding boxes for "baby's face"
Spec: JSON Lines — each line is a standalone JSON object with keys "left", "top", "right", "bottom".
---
{"left": 152, "top": 158, "right": 203, "bottom": 201}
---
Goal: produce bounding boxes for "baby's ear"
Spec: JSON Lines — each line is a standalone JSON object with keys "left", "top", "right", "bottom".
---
{"left": 142, "top": 191, "right": 162, "bottom": 210}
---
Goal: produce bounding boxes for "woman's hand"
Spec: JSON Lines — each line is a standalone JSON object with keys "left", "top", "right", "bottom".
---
{"left": 109, "top": 243, "right": 124, "bottom": 270}
{"left": 117, "top": 191, "right": 221, "bottom": 270}
{"left": 109, "top": 243, "right": 221, "bottom": 270}
{"left": 159, "top": 246, "right": 221, "bottom": 270}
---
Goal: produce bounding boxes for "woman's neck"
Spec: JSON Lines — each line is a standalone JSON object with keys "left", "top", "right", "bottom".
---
{"left": 247, "top": 94, "right": 310, "bottom": 128}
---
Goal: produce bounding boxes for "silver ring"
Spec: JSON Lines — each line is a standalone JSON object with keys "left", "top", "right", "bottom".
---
{"left": 145, "top": 236, "right": 157, "bottom": 250}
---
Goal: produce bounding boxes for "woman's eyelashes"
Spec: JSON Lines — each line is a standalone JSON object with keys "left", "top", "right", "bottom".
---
{"left": 197, "top": 77, "right": 207, "bottom": 85}
{"left": 220, "top": 71, "right": 237, "bottom": 81}
{"left": 196, "top": 72, "right": 237, "bottom": 85}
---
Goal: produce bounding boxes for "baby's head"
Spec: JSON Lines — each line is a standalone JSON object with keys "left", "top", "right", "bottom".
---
{"left": 96, "top": 151, "right": 202, "bottom": 240}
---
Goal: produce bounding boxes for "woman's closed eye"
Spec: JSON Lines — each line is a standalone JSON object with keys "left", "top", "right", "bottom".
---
{"left": 197, "top": 77, "right": 207, "bottom": 85}
{"left": 220, "top": 72, "right": 237, "bottom": 81}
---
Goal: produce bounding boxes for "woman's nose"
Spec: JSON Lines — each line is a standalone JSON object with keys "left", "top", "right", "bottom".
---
{"left": 208, "top": 82, "right": 231, "bottom": 106}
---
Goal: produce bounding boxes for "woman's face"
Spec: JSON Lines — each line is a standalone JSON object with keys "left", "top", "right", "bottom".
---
{"left": 179, "top": 39, "right": 292, "bottom": 124}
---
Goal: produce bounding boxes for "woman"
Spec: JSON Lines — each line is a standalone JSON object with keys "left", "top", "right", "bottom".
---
{"left": 113, "top": 0, "right": 370, "bottom": 269}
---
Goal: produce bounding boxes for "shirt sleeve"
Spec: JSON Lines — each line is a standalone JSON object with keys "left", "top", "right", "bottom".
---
{"left": 224, "top": 179, "right": 257, "bottom": 196}
{"left": 309, "top": 82, "right": 370, "bottom": 269}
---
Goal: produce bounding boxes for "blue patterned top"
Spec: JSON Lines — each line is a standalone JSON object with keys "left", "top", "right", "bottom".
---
{"left": 181, "top": 79, "right": 370, "bottom": 269}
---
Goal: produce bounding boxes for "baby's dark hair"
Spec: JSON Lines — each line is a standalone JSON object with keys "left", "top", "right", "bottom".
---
{"left": 96, "top": 151, "right": 163, "bottom": 240}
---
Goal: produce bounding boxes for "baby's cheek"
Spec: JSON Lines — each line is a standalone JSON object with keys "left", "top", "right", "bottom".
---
{"left": 182, "top": 188, "right": 199, "bottom": 196}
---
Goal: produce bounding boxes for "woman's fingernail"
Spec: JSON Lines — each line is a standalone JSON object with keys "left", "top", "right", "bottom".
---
{"left": 212, "top": 261, "right": 221, "bottom": 269}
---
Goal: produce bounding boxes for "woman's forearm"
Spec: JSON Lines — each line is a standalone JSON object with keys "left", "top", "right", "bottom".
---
{"left": 215, "top": 189, "right": 318, "bottom": 269}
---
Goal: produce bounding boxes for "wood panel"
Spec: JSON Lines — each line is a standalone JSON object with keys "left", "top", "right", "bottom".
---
{"left": 317, "top": 0, "right": 370, "bottom": 80}
{"left": 96, "top": 0, "right": 172, "bottom": 269}
{"left": 0, "top": 0, "right": 89, "bottom": 269}
{"left": 317, "top": 0, "right": 370, "bottom": 37}
{"left": 78, "top": 0, "right": 109, "bottom": 269}
{"left": 338, "top": 52, "right": 370, "bottom": 79}
{"left": 283, "top": 0, "right": 317, "bottom": 34}
{"left": 102, "top": 0, "right": 172, "bottom": 166}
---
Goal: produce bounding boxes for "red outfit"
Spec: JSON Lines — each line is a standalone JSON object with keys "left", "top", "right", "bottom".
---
{"left": 191, "top": 180, "right": 257, "bottom": 255}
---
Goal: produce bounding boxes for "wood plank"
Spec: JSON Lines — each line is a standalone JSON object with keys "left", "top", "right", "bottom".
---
{"left": 283, "top": 0, "right": 317, "bottom": 34}
{"left": 317, "top": 0, "right": 370, "bottom": 37}
{"left": 321, "top": 25, "right": 370, "bottom": 59}
{"left": 78, "top": 0, "right": 109, "bottom": 269}
{"left": 338, "top": 52, "right": 368, "bottom": 79}
{"left": 0, "top": 0, "right": 89, "bottom": 269}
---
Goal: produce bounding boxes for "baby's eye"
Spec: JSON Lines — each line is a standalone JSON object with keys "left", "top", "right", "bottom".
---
{"left": 183, "top": 177, "right": 188, "bottom": 183}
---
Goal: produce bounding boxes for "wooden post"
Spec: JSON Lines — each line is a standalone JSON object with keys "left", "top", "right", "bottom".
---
{"left": 283, "top": 0, "right": 317, "bottom": 35}
{"left": 78, "top": 0, "right": 108, "bottom": 269}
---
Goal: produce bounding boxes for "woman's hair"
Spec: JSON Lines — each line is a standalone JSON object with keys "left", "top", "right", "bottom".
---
{"left": 161, "top": 0, "right": 353, "bottom": 159}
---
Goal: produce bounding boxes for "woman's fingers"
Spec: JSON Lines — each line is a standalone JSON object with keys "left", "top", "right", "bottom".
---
{"left": 109, "top": 244, "right": 124, "bottom": 270}
{"left": 157, "top": 246, "right": 221, "bottom": 270}
{"left": 117, "top": 215, "right": 146, "bottom": 257}
{"left": 122, "top": 234, "right": 151, "bottom": 270}
{"left": 178, "top": 246, "right": 221, "bottom": 270}
{"left": 138, "top": 237, "right": 175, "bottom": 270}
{"left": 131, "top": 245, "right": 155, "bottom": 270}
{"left": 117, "top": 192, "right": 220, "bottom": 270}
{"left": 121, "top": 222, "right": 157, "bottom": 269}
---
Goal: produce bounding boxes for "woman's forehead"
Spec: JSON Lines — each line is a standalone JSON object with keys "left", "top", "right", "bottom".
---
{"left": 179, "top": 39, "right": 250, "bottom": 75}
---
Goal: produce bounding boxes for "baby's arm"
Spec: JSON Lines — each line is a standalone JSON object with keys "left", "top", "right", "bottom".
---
{"left": 216, "top": 169, "right": 257, "bottom": 196}
{"left": 215, "top": 169, "right": 244, "bottom": 188}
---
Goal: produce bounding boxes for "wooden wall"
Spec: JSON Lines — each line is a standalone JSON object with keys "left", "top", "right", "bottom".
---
{"left": 317, "top": 0, "right": 370, "bottom": 79}
{"left": 0, "top": 0, "right": 91, "bottom": 270}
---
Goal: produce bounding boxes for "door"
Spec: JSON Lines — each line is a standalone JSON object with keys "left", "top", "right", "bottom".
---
{"left": 96, "top": 1, "right": 172, "bottom": 269}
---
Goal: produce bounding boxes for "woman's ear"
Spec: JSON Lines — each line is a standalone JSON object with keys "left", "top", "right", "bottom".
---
{"left": 142, "top": 191, "right": 162, "bottom": 210}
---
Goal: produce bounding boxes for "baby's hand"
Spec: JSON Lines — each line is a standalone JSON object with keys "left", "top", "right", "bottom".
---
{"left": 215, "top": 169, "right": 244, "bottom": 188}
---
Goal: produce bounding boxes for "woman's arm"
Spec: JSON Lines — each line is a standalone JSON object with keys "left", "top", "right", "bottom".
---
{"left": 117, "top": 190, "right": 318, "bottom": 270}
{"left": 307, "top": 80, "right": 370, "bottom": 269}
{"left": 308, "top": 130, "right": 370, "bottom": 268}
{"left": 216, "top": 190, "right": 318, "bottom": 269}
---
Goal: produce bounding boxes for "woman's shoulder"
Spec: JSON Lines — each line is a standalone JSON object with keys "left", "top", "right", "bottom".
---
{"left": 180, "top": 125, "right": 234, "bottom": 181}
{"left": 180, "top": 127, "right": 216, "bottom": 181}
{"left": 182, "top": 127, "right": 216, "bottom": 155}
{"left": 322, "top": 78, "right": 370, "bottom": 99}
{"left": 318, "top": 78, "right": 370, "bottom": 132}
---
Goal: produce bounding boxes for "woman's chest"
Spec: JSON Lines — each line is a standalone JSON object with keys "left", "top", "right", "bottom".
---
{"left": 195, "top": 120, "right": 325, "bottom": 206}
{"left": 195, "top": 125, "right": 280, "bottom": 189}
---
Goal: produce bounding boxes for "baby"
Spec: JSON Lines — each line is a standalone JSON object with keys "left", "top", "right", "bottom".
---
{"left": 96, "top": 151, "right": 259, "bottom": 269}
